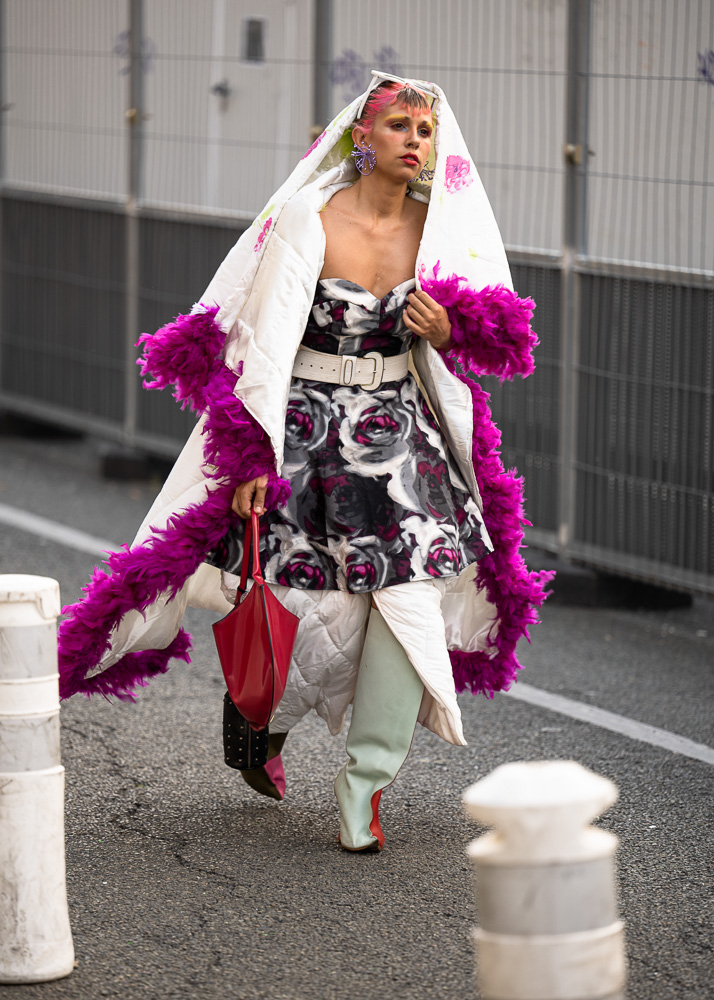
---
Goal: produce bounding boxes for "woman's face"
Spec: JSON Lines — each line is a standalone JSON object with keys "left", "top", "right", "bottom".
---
{"left": 353, "top": 102, "right": 433, "bottom": 181}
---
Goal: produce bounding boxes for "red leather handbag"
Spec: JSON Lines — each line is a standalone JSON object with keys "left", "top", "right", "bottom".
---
{"left": 212, "top": 511, "right": 299, "bottom": 731}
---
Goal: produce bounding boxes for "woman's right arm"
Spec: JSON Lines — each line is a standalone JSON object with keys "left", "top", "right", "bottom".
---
{"left": 232, "top": 475, "right": 269, "bottom": 518}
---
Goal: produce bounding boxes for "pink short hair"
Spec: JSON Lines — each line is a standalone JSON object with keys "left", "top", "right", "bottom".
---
{"left": 354, "top": 81, "right": 432, "bottom": 135}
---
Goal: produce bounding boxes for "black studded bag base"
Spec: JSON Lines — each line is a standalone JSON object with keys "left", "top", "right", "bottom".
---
{"left": 223, "top": 691, "right": 269, "bottom": 770}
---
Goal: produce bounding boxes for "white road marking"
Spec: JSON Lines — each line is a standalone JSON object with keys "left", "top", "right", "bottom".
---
{"left": 3, "top": 501, "right": 712, "bottom": 765}
{"left": 0, "top": 502, "right": 115, "bottom": 557}
{"left": 506, "top": 682, "right": 714, "bottom": 766}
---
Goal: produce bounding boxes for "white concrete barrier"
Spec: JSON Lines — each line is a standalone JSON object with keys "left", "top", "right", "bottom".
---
{"left": 463, "top": 760, "right": 626, "bottom": 1000}
{"left": 0, "top": 575, "right": 75, "bottom": 983}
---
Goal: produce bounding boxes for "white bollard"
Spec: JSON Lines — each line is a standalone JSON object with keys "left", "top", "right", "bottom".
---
{"left": 0, "top": 575, "right": 75, "bottom": 983}
{"left": 463, "top": 760, "right": 626, "bottom": 1000}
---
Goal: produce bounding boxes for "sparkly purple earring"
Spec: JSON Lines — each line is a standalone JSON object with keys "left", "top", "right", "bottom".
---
{"left": 351, "top": 141, "right": 376, "bottom": 175}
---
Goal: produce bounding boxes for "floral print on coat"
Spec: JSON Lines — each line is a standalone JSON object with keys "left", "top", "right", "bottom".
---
{"left": 444, "top": 155, "right": 473, "bottom": 193}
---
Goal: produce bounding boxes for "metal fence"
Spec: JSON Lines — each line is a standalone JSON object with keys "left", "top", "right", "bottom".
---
{"left": 0, "top": 0, "right": 712, "bottom": 595}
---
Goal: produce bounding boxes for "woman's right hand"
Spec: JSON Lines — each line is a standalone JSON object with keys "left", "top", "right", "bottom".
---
{"left": 232, "top": 475, "right": 269, "bottom": 518}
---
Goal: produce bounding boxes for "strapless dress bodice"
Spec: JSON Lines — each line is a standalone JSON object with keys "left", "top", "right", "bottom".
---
{"left": 301, "top": 277, "right": 416, "bottom": 358}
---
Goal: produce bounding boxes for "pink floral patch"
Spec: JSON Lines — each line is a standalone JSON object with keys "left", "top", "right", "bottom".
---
{"left": 253, "top": 217, "right": 272, "bottom": 253}
{"left": 301, "top": 131, "right": 326, "bottom": 160}
{"left": 444, "top": 155, "right": 473, "bottom": 193}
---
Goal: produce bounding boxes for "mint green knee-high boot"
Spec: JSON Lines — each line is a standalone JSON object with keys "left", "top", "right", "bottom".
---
{"left": 334, "top": 606, "right": 425, "bottom": 851}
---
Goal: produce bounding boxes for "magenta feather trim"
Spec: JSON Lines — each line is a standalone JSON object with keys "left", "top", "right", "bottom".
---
{"left": 199, "top": 364, "right": 290, "bottom": 510}
{"left": 136, "top": 305, "right": 223, "bottom": 412}
{"left": 421, "top": 266, "right": 538, "bottom": 381}
{"left": 59, "top": 309, "right": 289, "bottom": 701}
{"left": 73, "top": 630, "right": 193, "bottom": 702}
{"left": 58, "top": 481, "right": 234, "bottom": 701}
{"left": 446, "top": 367, "right": 554, "bottom": 696}
{"left": 419, "top": 265, "right": 552, "bottom": 693}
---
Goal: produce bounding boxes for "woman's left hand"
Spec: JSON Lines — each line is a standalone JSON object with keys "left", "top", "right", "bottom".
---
{"left": 403, "top": 290, "right": 451, "bottom": 351}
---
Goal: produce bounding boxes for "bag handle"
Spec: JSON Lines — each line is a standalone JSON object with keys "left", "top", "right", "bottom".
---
{"left": 238, "top": 510, "right": 264, "bottom": 596}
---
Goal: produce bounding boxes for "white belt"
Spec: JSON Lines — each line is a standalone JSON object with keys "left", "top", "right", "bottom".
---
{"left": 292, "top": 346, "right": 409, "bottom": 390}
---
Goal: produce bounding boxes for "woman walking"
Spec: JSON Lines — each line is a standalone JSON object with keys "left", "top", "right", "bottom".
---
{"left": 58, "top": 73, "right": 553, "bottom": 852}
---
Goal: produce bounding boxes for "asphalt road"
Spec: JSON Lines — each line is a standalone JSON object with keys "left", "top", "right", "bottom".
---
{"left": 1, "top": 426, "right": 712, "bottom": 1000}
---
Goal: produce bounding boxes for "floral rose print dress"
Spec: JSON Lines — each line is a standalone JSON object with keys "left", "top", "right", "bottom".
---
{"left": 206, "top": 277, "right": 493, "bottom": 593}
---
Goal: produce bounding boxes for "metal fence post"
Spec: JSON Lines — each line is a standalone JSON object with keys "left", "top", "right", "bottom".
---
{"left": 312, "top": 0, "right": 333, "bottom": 138}
{"left": 463, "top": 760, "right": 627, "bottom": 1000}
{"left": 559, "top": 0, "right": 591, "bottom": 555}
{"left": 123, "top": 0, "right": 144, "bottom": 447}
{"left": 0, "top": 575, "right": 74, "bottom": 983}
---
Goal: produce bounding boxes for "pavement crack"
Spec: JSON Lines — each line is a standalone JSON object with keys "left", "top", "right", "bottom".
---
{"left": 105, "top": 817, "right": 243, "bottom": 889}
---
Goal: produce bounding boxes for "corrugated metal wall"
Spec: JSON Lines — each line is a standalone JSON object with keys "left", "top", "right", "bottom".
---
{"left": 1, "top": 196, "right": 126, "bottom": 429}
{"left": 140, "top": 0, "right": 313, "bottom": 216}
{"left": 588, "top": 0, "right": 714, "bottom": 271}
{"left": 137, "top": 214, "right": 244, "bottom": 443}
{"left": 2, "top": 1, "right": 128, "bottom": 199}
{"left": 570, "top": 274, "right": 713, "bottom": 591}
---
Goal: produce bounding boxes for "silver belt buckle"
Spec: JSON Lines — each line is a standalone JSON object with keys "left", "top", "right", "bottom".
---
{"left": 360, "top": 351, "right": 385, "bottom": 389}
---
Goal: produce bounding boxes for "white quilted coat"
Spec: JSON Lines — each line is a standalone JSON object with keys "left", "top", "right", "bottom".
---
{"left": 96, "top": 82, "right": 515, "bottom": 745}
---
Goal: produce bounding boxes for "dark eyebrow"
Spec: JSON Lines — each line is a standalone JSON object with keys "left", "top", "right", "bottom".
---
{"left": 384, "top": 113, "right": 433, "bottom": 128}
